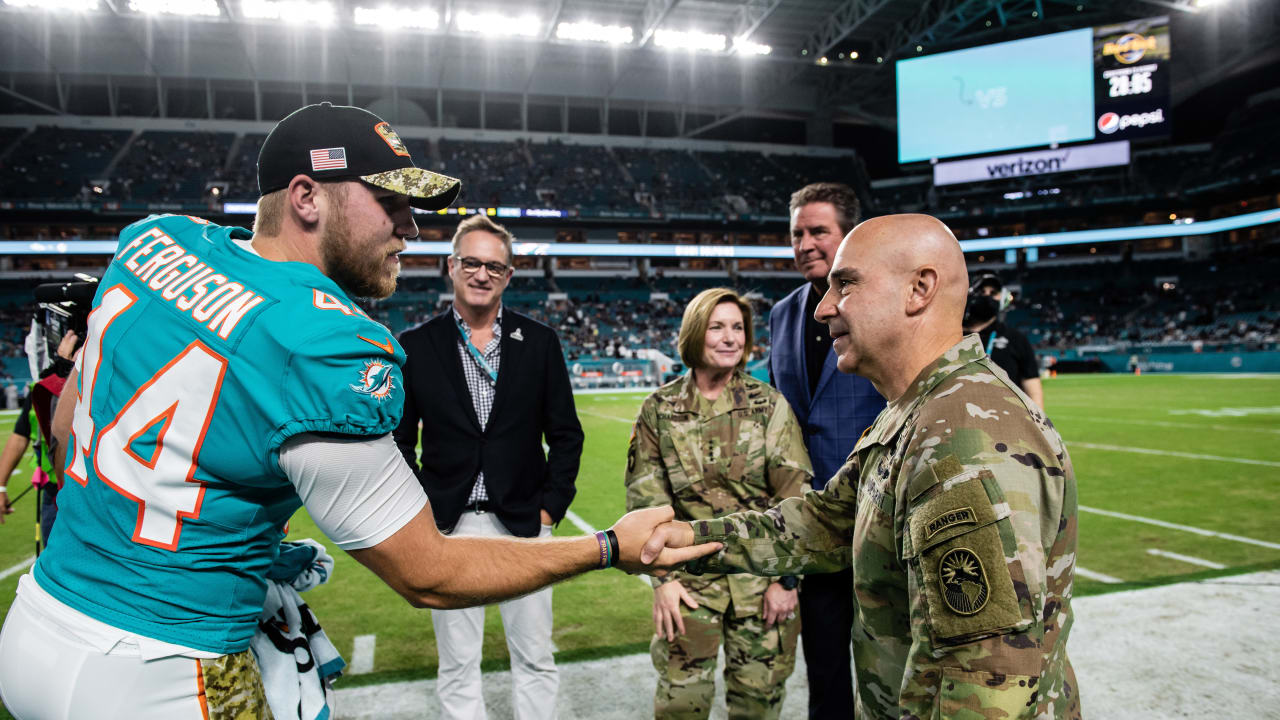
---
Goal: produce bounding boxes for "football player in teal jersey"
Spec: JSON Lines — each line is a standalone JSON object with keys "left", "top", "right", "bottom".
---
{"left": 0, "top": 103, "right": 717, "bottom": 720}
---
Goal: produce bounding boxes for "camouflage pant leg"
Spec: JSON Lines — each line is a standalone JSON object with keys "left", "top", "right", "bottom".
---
{"left": 720, "top": 609, "right": 800, "bottom": 720}
{"left": 651, "top": 604, "right": 723, "bottom": 719}
{"left": 198, "top": 648, "right": 275, "bottom": 720}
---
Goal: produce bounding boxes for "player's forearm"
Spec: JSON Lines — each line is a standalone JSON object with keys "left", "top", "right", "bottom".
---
{"left": 51, "top": 367, "right": 78, "bottom": 456}
{"left": 423, "top": 534, "right": 599, "bottom": 608}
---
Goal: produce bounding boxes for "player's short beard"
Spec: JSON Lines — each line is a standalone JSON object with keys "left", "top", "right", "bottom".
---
{"left": 319, "top": 185, "right": 398, "bottom": 299}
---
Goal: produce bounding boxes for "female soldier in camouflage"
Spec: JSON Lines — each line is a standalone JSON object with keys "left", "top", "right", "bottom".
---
{"left": 624, "top": 287, "right": 814, "bottom": 719}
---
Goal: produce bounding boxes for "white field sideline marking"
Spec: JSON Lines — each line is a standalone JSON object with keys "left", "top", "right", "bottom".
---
{"left": 542, "top": 444, "right": 650, "bottom": 588}
{"left": 564, "top": 509, "right": 652, "bottom": 589}
{"left": 572, "top": 387, "right": 654, "bottom": 396}
{"left": 1145, "top": 548, "right": 1226, "bottom": 570}
{"left": 1067, "top": 441, "right": 1280, "bottom": 468}
{"left": 577, "top": 409, "right": 634, "bottom": 425}
{"left": 1053, "top": 414, "right": 1280, "bottom": 435}
{"left": 349, "top": 634, "right": 376, "bottom": 674}
{"left": 0, "top": 556, "right": 35, "bottom": 582}
{"left": 1075, "top": 566, "right": 1123, "bottom": 583}
{"left": 1080, "top": 505, "right": 1280, "bottom": 550}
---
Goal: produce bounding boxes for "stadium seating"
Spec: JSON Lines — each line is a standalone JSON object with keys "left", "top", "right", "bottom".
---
{"left": 0, "top": 127, "right": 130, "bottom": 200}
{"left": 110, "top": 131, "right": 235, "bottom": 201}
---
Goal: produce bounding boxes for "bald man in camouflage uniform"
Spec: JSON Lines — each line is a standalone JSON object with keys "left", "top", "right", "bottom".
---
{"left": 627, "top": 367, "right": 811, "bottom": 718}
{"left": 646, "top": 215, "right": 1081, "bottom": 719}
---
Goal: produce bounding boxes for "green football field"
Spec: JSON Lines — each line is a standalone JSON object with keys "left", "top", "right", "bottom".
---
{"left": 0, "top": 373, "right": 1276, "bottom": 711}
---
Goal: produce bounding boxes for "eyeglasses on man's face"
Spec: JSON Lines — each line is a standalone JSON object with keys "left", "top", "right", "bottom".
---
{"left": 454, "top": 256, "right": 511, "bottom": 278}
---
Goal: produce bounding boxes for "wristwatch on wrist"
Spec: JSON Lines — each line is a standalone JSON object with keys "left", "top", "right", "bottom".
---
{"left": 778, "top": 575, "right": 799, "bottom": 591}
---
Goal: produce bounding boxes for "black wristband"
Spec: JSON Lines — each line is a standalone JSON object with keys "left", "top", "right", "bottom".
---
{"left": 779, "top": 575, "right": 799, "bottom": 591}
{"left": 605, "top": 529, "right": 619, "bottom": 566}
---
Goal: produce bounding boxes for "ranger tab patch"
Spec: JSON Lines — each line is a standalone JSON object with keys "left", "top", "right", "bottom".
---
{"left": 939, "top": 547, "right": 989, "bottom": 615}
{"left": 925, "top": 506, "right": 976, "bottom": 539}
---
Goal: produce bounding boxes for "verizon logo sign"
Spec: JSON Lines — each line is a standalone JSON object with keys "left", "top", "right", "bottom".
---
{"left": 933, "top": 141, "right": 1130, "bottom": 186}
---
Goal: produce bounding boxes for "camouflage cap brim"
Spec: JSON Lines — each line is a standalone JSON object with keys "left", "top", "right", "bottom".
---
{"left": 361, "top": 167, "right": 461, "bottom": 211}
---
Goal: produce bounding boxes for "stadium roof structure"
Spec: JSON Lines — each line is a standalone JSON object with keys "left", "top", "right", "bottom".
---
{"left": 0, "top": 0, "right": 1274, "bottom": 139}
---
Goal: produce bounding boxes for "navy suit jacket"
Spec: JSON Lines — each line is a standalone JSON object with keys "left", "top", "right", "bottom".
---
{"left": 768, "top": 284, "right": 886, "bottom": 489}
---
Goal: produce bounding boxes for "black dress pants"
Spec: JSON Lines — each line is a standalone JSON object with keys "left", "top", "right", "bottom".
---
{"left": 798, "top": 567, "right": 855, "bottom": 719}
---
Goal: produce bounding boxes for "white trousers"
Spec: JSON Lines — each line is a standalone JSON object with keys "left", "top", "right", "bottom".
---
{"left": 0, "top": 581, "right": 208, "bottom": 720}
{"left": 432, "top": 511, "right": 559, "bottom": 720}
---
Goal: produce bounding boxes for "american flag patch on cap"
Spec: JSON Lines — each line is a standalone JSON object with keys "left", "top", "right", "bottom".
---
{"left": 310, "top": 147, "right": 347, "bottom": 171}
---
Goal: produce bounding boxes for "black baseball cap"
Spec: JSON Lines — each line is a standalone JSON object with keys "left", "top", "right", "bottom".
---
{"left": 257, "top": 102, "right": 461, "bottom": 211}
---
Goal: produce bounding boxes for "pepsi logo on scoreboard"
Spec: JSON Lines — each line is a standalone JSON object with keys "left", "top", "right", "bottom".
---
{"left": 1094, "top": 17, "right": 1171, "bottom": 142}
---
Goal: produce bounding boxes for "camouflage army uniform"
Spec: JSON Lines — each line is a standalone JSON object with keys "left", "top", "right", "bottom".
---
{"left": 687, "top": 335, "right": 1081, "bottom": 720}
{"left": 626, "top": 370, "right": 812, "bottom": 719}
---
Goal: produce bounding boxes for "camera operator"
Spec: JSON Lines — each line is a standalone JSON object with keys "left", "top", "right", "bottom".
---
{"left": 963, "top": 273, "right": 1044, "bottom": 409}
{"left": 0, "top": 279, "right": 96, "bottom": 545}
{"left": 0, "top": 331, "right": 77, "bottom": 532}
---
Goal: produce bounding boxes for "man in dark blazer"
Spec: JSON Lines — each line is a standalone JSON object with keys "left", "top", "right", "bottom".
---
{"left": 394, "top": 214, "right": 583, "bottom": 720}
{"left": 768, "top": 182, "right": 886, "bottom": 719}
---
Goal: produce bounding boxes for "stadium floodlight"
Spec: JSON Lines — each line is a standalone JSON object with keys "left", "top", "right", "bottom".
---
{"left": 732, "top": 36, "right": 771, "bottom": 56}
{"left": 654, "top": 29, "right": 726, "bottom": 52}
{"left": 353, "top": 4, "right": 439, "bottom": 30}
{"left": 242, "top": 0, "right": 335, "bottom": 26}
{"left": 455, "top": 10, "right": 541, "bottom": 37}
{"left": 3, "top": 0, "right": 99, "bottom": 10}
{"left": 129, "top": 0, "right": 220, "bottom": 15}
{"left": 556, "top": 20, "right": 634, "bottom": 45}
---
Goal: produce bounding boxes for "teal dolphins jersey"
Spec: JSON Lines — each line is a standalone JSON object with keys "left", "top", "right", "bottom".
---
{"left": 34, "top": 214, "right": 407, "bottom": 654}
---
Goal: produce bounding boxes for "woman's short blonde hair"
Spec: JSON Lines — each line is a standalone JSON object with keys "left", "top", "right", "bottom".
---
{"left": 677, "top": 287, "right": 754, "bottom": 371}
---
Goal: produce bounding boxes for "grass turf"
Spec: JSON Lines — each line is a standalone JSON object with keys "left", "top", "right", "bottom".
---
{"left": 0, "top": 373, "right": 1276, "bottom": 711}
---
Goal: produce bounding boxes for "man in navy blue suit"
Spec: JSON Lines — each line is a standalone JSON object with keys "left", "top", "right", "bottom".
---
{"left": 768, "top": 182, "right": 885, "bottom": 719}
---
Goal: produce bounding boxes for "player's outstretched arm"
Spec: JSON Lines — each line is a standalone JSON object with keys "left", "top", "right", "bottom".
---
{"left": 50, "top": 366, "right": 78, "bottom": 483}
{"left": 349, "top": 505, "right": 720, "bottom": 609}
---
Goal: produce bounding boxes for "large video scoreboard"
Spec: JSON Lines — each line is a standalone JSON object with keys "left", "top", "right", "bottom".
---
{"left": 1093, "top": 17, "right": 1172, "bottom": 141}
{"left": 896, "top": 16, "right": 1171, "bottom": 164}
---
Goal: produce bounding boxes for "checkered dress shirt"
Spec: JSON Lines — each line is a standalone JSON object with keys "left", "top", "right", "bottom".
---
{"left": 453, "top": 306, "right": 503, "bottom": 506}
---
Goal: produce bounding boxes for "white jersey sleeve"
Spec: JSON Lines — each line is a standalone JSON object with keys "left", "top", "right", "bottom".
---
{"left": 278, "top": 432, "right": 428, "bottom": 550}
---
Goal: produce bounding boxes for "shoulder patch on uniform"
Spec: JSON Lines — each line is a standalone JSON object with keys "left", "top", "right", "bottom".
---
{"left": 350, "top": 358, "right": 395, "bottom": 401}
{"left": 932, "top": 455, "right": 965, "bottom": 483}
{"left": 939, "top": 547, "right": 989, "bottom": 615}
{"left": 909, "top": 454, "right": 966, "bottom": 502}
{"left": 926, "top": 506, "right": 976, "bottom": 539}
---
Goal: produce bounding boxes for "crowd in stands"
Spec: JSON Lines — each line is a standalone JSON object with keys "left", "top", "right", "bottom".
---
{"left": 1, "top": 128, "right": 127, "bottom": 200}
{"left": 108, "top": 131, "right": 233, "bottom": 202}
{"left": 1008, "top": 248, "right": 1280, "bottom": 349}
{"left": 0, "top": 127, "right": 859, "bottom": 217}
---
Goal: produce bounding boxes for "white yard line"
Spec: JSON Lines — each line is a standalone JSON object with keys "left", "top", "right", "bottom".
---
{"left": 1052, "top": 414, "right": 1280, "bottom": 435}
{"left": 1080, "top": 505, "right": 1280, "bottom": 550}
{"left": 564, "top": 509, "right": 652, "bottom": 589}
{"left": 1145, "top": 549, "right": 1226, "bottom": 570}
{"left": 0, "top": 556, "right": 35, "bottom": 582}
{"left": 576, "top": 409, "right": 635, "bottom": 425}
{"left": 1067, "top": 441, "right": 1280, "bottom": 468}
{"left": 349, "top": 634, "right": 377, "bottom": 675}
{"left": 562, "top": 509, "right": 595, "bottom": 535}
{"left": 1074, "top": 566, "right": 1124, "bottom": 584}
{"left": 572, "top": 387, "right": 654, "bottom": 396}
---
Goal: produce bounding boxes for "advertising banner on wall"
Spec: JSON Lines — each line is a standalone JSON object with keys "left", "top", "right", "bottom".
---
{"left": 933, "top": 141, "right": 1130, "bottom": 186}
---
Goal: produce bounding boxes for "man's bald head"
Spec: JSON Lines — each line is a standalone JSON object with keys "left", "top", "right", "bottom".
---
{"left": 846, "top": 213, "right": 968, "bottom": 320}
{"left": 814, "top": 213, "right": 969, "bottom": 400}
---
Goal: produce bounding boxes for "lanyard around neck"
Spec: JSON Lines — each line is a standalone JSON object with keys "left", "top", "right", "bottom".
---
{"left": 456, "top": 315, "right": 498, "bottom": 384}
